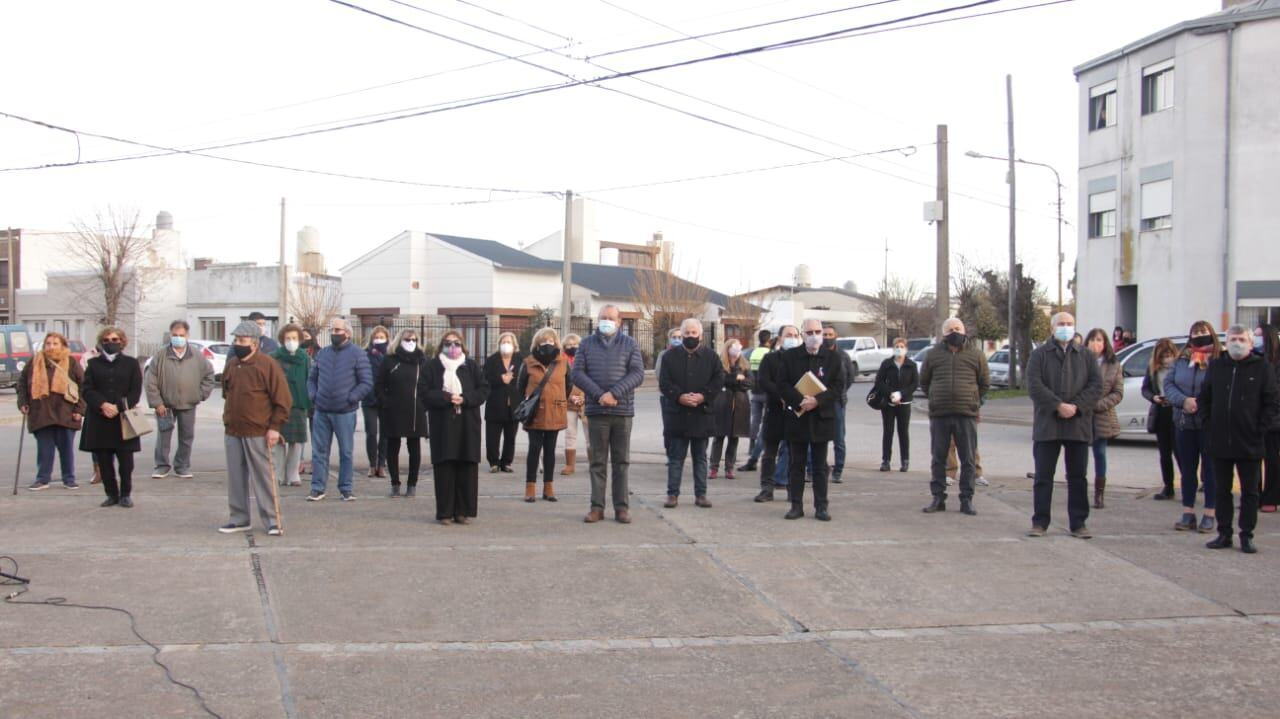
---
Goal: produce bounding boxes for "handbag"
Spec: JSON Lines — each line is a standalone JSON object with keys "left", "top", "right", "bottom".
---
{"left": 865, "top": 387, "right": 885, "bottom": 410}
{"left": 512, "top": 361, "right": 557, "bottom": 425}
{"left": 121, "top": 402, "right": 154, "bottom": 440}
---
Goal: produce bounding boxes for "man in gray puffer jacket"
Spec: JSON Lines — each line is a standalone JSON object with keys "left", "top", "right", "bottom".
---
{"left": 920, "top": 317, "right": 990, "bottom": 516}
{"left": 1026, "top": 311, "right": 1103, "bottom": 538}
{"left": 146, "top": 320, "right": 215, "bottom": 479}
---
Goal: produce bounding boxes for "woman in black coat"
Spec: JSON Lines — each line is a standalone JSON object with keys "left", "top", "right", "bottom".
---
{"left": 1141, "top": 338, "right": 1180, "bottom": 501}
{"left": 79, "top": 327, "right": 144, "bottom": 507}
{"left": 710, "top": 340, "right": 753, "bottom": 479}
{"left": 482, "top": 332, "right": 522, "bottom": 473}
{"left": 873, "top": 339, "right": 919, "bottom": 472}
{"left": 376, "top": 330, "right": 431, "bottom": 498}
{"left": 362, "top": 325, "right": 391, "bottom": 478}
{"left": 425, "top": 331, "right": 490, "bottom": 525}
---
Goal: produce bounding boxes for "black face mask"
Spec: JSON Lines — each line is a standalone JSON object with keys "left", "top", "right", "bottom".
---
{"left": 945, "top": 332, "right": 967, "bottom": 348}
{"left": 823, "top": 338, "right": 836, "bottom": 350}
{"left": 682, "top": 336, "right": 700, "bottom": 350}
{"left": 564, "top": 347, "right": 577, "bottom": 358}
{"left": 330, "top": 334, "right": 346, "bottom": 347}
{"left": 232, "top": 344, "right": 253, "bottom": 360}
{"left": 534, "top": 344, "right": 560, "bottom": 364}
{"left": 101, "top": 342, "right": 123, "bottom": 355}
{"left": 301, "top": 338, "right": 314, "bottom": 348}
{"left": 1189, "top": 335, "right": 1215, "bottom": 348}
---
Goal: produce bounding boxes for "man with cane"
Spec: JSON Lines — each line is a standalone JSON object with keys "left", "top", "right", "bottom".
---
{"left": 219, "top": 321, "right": 292, "bottom": 536}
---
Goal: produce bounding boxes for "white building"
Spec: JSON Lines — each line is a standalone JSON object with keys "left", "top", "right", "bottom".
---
{"left": 1073, "top": 0, "right": 1280, "bottom": 339}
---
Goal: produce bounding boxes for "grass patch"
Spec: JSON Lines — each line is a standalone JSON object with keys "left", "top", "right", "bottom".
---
{"left": 986, "top": 387, "right": 1029, "bottom": 400}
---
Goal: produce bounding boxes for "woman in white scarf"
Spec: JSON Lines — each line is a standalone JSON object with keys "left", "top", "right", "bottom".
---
{"left": 425, "top": 331, "right": 490, "bottom": 525}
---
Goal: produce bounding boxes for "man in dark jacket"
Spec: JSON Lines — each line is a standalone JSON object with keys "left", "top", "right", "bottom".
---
{"left": 823, "top": 325, "right": 857, "bottom": 483}
{"left": 306, "top": 318, "right": 373, "bottom": 502}
{"left": 659, "top": 319, "right": 723, "bottom": 508}
{"left": 1026, "top": 312, "right": 1103, "bottom": 538}
{"left": 920, "top": 317, "right": 991, "bottom": 516}
{"left": 754, "top": 326, "right": 799, "bottom": 503}
{"left": 777, "top": 319, "right": 845, "bottom": 521}
{"left": 1200, "top": 325, "right": 1280, "bottom": 554}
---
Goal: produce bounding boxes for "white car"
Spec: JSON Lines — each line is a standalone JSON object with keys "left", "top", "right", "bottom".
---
{"left": 835, "top": 336, "right": 894, "bottom": 377}
{"left": 1113, "top": 334, "right": 1224, "bottom": 440}
{"left": 143, "top": 340, "right": 231, "bottom": 380}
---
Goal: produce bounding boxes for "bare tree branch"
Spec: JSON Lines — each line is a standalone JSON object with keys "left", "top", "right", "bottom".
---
{"left": 288, "top": 274, "right": 342, "bottom": 332}
{"left": 61, "top": 207, "right": 160, "bottom": 326}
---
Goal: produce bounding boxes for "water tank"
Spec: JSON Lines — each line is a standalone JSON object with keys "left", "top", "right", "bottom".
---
{"left": 297, "top": 226, "right": 321, "bottom": 255}
{"left": 843, "top": 280, "right": 858, "bottom": 293}
{"left": 794, "top": 264, "right": 812, "bottom": 288}
{"left": 156, "top": 211, "right": 174, "bottom": 230}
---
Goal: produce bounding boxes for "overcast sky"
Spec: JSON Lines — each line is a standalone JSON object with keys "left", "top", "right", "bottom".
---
{"left": 1, "top": 0, "right": 1219, "bottom": 301}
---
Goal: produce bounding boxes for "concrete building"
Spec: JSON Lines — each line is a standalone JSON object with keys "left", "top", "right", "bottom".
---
{"left": 1074, "top": 0, "right": 1280, "bottom": 339}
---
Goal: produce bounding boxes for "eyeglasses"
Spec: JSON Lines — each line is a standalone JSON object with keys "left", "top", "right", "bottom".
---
{"left": 803, "top": 330, "right": 823, "bottom": 336}
{"left": 443, "top": 341, "right": 462, "bottom": 348}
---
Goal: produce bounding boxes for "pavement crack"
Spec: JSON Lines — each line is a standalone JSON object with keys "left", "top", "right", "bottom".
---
{"left": 247, "top": 537, "right": 298, "bottom": 719}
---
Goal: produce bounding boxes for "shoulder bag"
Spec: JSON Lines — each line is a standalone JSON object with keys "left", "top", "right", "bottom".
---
{"left": 512, "top": 361, "right": 557, "bottom": 425}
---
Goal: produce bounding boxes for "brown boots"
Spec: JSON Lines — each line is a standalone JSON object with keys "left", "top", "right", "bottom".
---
{"left": 543, "top": 481, "right": 556, "bottom": 502}
{"left": 560, "top": 449, "right": 576, "bottom": 475}
{"left": 1094, "top": 478, "right": 1106, "bottom": 509}
{"left": 526, "top": 481, "right": 557, "bottom": 502}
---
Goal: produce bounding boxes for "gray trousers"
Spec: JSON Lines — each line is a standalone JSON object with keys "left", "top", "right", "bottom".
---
{"left": 274, "top": 442, "right": 304, "bottom": 486}
{"left": 930, "top": 415, "right": 977, "bottom": 501}
{"left": 225, "top": 435, "right": 281, "bottom": 529}
{"left": 154, "top": 408, "right": 197, "bottom": 474}
{"left": 587, "top": 415, "right": 632, "bottom": 511}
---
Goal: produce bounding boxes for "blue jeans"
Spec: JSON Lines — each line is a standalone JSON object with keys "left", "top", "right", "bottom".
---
{"left": 311, "top": 410, "right": 357, "bottom": 495}
{"left": 747, "top": 395, "right": 766, "bottom": 463}
{"left": 1175, "top": 427, "right": 1215, "bottom": 510}
{"left": 1091, "top": 437, "right": 1108, "bottom": 480}
{"left": 34, "top": 426, "right": 77, "bottom": 485}
{"left": 666, "top": 436, "right": 709, "bottom": 498}
{"left": 832, "top": 402, "right": 848, "bottom": 477}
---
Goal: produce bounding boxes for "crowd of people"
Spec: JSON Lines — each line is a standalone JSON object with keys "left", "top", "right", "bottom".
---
{"left": 14, "top": 307, "right": 1280, "bottom": 553}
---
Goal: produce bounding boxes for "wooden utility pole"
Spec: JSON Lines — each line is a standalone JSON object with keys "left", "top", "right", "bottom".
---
{"left": 278, "top": 198, "right": 288, "bottom": 328}
{"left": 560, "top": 190, "right": 574, "bottom": 338}
{"left": 935, "top": 124, "right": 949, "bottom": 334}
{"left": 5, "top": 228, "right": 14, "bottom": 324}
{"left": 1006, "top": 75, "right": 1019, "bottom": 389}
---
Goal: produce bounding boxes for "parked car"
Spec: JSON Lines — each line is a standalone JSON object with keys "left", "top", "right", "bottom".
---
{"left": 912, "top": 344, "right": 934, "bottom": 397}
{"left": 0, "top": 324, "right": 34, "bottom": 389}
{"left": 143, "top": 340, "right": 230, "bottom": 380}
{"left": 835, "top": 336, "right": 894, "bottom": 377}
{"left": 906, "top": 337, "right": 933, "bottom": 353}
{"left": 1112, "top": 334, "right": 1225, "bottom": 440}
{"left": 986, "top": 350, "right": 1010, "bottom": 388}
{"left": 67, "top": 339, "right": 88, "bottom": 368}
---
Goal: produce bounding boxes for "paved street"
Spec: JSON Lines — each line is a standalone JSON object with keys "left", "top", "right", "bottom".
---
{"left": 1, "top": 383, "right": 1275, "bottom": 718}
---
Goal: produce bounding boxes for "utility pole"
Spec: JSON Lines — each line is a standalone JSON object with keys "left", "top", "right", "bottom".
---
{"left": 1006, "top": 75, "right": 1019, "bottom": 389}
{"left": 560, "top": 190, "right": 574, "bottom": 338}
{"left": 278, "top": 198, "right": 288, "bottom": 329}
{"left": 935, "top": 124, "right": 949, "bottom": 334}
{"left": 5, "top": 228, "right": 14, "bottom": 324}
{"left": 882, "top": 237, "right": 889, "bottom": 346}
{"left": 1054, "top": 176, "right": 1063, "bottom": 311}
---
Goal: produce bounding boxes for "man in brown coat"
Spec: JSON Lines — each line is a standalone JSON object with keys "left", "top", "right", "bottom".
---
{"left": 219, "top": 321, "right": 292, "bottom": 535}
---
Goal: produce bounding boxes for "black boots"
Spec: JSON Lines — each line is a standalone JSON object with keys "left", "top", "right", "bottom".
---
{"left": 389, "top": 484, "right": 401, "bottom": 498}
{"left": 1206, "top": 534, "right": 1233, "bottom": 550}
{"left": 1093, "top": 477, "right": 1106, "bottom": 509}
{"left": 922, "top": 497, "right": 946, "bottom": 514}
{"left": 959, "top": 499, "right": 976, "bottom": 516}
{"left": 784, "top": 503, "right": 804, "bottom": 520}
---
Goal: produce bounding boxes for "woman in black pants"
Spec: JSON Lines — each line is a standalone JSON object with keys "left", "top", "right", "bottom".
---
{"left": 483, "top": 332, "right": 522, "bottom": 473}
{"left": 425, "top": 331, "right": 489, "bottom": 525}
{"left": 80, "top": 326, "right": 143, "bottom": 507}
{"left": 874, "top": 338, "right": 918, "bottom": 472}
{"left": 376, "top": 330, "right": 430, "bottom": 498}
{"left": 362, "top": 325, "right": 390, "bottom": 478}
{"left": 1142, "top": 338, "right": 1180, "bottom": 501}
{"left": 1257, "top": 324, "right": 1280, "bottom": 513}
{"left": 518, "top": 328, "right": 570, "bottom": 502}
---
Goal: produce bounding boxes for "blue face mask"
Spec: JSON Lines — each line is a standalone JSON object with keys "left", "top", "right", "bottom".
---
{"left": 170, "top": 336, "right": 187, "bottom": 349}
{"left": 1053, "top": 325, "right": 1074, "bottom": 343}
{"left": 781, "top": 337, "right": 801, "bottom": 350}
{"left": 1255, "top": 335, "right": 1266, "bottom": 351}
{"left": 598, "top": 320, "right": 617, "bottom": 336}
{"left": 669, "top": 337, "right": 682, "bottom": 348}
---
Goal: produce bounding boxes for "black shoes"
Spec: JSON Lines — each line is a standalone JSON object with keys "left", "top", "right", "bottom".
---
{"left": 119, "top": 497, "right": 134, "bottom": 508}
{"left": 815, "top": 508, "right": 831, "bottom": 522}
{"left": 1241, "top": 536, "right": 1258, "bottom": 554}
{"left": 900, "top": 461, "right": 909, "bottom": 472}
{"left": 784, "top": 504, "right": 804, "bottom": 520}
{"left": 879, "top": 461, "right": 891, "bottom": 472}
{"left": 389, "top": 484, "right": 401, "bottom": 498}
{"left": 1206, "top": 534, "right": 1233, "bottom": 550}
{"left": 754, "top": 489, "right": 774, "bottom": 503}
{"left": 1153, "top": 487, "right": 1175, "bottom": 501}
{"left": 922, "top": 497, "right": 946, "bottom": 514}
{"left": 736, "top": 462, "right": 757, "bottom": 472}
{"left": 405, "top": 485, "right": 416, "bottom": 498}
{"left": 100, "top": 497, "right": 119, "bottom": 507}
{"left": 959, "top": 499, "right": 976, "bottom": 516}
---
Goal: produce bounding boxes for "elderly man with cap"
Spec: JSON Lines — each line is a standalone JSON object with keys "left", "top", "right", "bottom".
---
{"left": 920, "top": 317, "right": 990, "bottom": 516}
{"left": 219, "top": 321, "right": 292, "bottom": 535}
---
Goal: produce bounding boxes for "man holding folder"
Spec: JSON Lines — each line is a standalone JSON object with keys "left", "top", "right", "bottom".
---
{"left": 778, "top": 318, "right": 846, "bottom": 521}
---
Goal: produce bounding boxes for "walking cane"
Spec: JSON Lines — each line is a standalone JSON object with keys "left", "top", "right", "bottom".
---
{"left": 265, "top": 436, "right": 284, "bottom": 535}
{"left": 11, "top": 414, "right": 26, "bottom": 495}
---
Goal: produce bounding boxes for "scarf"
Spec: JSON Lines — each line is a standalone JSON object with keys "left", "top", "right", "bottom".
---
{"left": 30, "top": 351, "right": 71, "bottom": 400}
{"left": 1190, "top": 347, "right": 1213, "bottom": 369}
{"left": 439, "top": 352, "right": 465, "bottom": 396}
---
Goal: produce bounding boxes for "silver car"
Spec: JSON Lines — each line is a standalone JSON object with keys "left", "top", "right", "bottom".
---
{"left": 1112, "top": 334, "right": 1224, "bottom": 440}
{"left": 986, "top": 350, "right": 1010, "bottom": 388}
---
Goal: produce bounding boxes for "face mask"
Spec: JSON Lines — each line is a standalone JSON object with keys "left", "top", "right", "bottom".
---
{"left": 564, "top": 346, "right": 577, "bottom": 358}
{"left": 330, "top": 334, "right": 346, "bottom": 347}
{"left": 679, "top": 336, "right": 698, "bottom": 350}
{"left": 728, "top": 346, "right": 742, "bottom": 359}
{"left": 301, "top": 338, "right": 314, "bottom": 348}
{"left": 444, "top": 344, "right": 463, "bottom": 360}
{"left": 894, "top": 347, "right": 906, "bottom": 358}
{"left": 945, "top": 332, "right": 967, "bottom": 348}
{"left": 804, "top": 334, "right": 822, "bottom": 350}
{"left": 170, "top": 336, "right": 187, "bottom": 349}
{"left": 499, "top": 342, "right": 514, "bottom": 355}
{"left": 669, "top": 336, "right": 681, "bottom": 348}
{"left": 284, "top": 340, "right": 300, "bottom": 353}
{"left": 373, "top": 339, "right": 387, "bottom": 348}
{"left": 232, "top": 344, "right": 253, "bottom": 360}
{"left": 101, "top": 342, "right": 122, "bottom": 356}
{"left": 598, "top": 320, "right": 617, "bottom": 336}
{"left": 1254, "top": 335, "right": 1265, "bottom": 351}
{"left": 258, "top": 325, "right": 268, "bottom": 337}
{"left": 1054, "top": 325, "right": 1074, "bottom": 343}
{"left": 401, "top": 341, "right": 417, "bottom": 353}
{"left": 823, "top": 338, "right": 836, "bottom": 349}
{"left": 1227, "top": 341, "right": 1251, "bottom": 360}
{"left": 782, "top": 337, "right": 801, "bottom": 350}
{"left": 1189, "top": 335, "right": 1214, "bottom": 349}
{"left": 535, "top": 344, "right": 560, "bottom": 362}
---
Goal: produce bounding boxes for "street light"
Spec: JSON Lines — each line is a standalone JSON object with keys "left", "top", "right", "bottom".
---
{"left": 965, "top": 151, "right": 1066, "bottom": 311}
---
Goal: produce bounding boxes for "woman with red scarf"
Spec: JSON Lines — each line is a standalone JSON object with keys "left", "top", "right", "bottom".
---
{"left": 1163, "top": 321, "right": 1222, "bottom": 533}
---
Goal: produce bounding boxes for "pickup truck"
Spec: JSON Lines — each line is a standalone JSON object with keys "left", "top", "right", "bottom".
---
{"left": 834, "top": 336, "right": 894, "bottom": 377}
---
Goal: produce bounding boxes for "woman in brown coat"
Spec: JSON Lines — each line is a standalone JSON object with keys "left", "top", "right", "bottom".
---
{"left": 518, "top": 327, "right": 571, "bottom": 502}
{"left": 710, "top": 339, "right": 753, "bottom": 479}
{"left": 17, "top": 332, "right": 87, "bottom": 490}
{"left": 1086, "top": 327, "right": 1124, "bottom": 509}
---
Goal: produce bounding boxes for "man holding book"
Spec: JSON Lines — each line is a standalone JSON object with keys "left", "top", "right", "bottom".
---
{"left": 777, "top": 318, "right": 846, "bottom": 521}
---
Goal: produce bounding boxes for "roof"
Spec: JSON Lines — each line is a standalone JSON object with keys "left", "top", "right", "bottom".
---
{"left": 1074, "top": 0, "right": 1280, "bottom": 75}
{"left": 735, "top": 284, "right": 882, "bottom": 306}
{"left": 430, "top": 233, "right": 559, "bottom": 272}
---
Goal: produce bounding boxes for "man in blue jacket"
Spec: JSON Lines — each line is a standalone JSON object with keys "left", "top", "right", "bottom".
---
{"left": 306, "top": 318, "right": 372, "bottom": 502}
{"left": 572, "top": 304, "right": 645, "bottom": 524}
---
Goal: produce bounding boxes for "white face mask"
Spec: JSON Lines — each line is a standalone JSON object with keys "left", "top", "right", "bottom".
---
{"left": 500, "top": 342, "right": 514, "bottom": 355}
{"left": 728, "top": 346, "right": 742, "bottom": 358}
{"left": 401, "top": 340, "right": 417, "bottom": 353}
{"left": 284, "top": 339, "right": 300, "bottom": 353}
{"left": 894, "top": 347, "right": 907, "bottom": 358}
{"left": 598, "top": 320, "right": 618, "bottom": 336}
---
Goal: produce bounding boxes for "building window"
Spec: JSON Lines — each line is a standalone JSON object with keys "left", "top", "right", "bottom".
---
{"left": 30, "top": 320, "right": 46, "bottom": 334}
{"left": 1140, "top": 179, "right": 1172, "bottom": 231}
{"left": 1088, "top": 190, "right": 1117, "bottom": 238}
{"left": 1238, "top": 305, "right": 1280, "bottom": 328}
{"left": 200, "top": 317, "right": 226, "bottom": 342}
{"left": 1142, "top": 61, "right": 1174, "bottom": 114}
{"left": 1088, "top": 81, "right": 1116, "bottom": 130}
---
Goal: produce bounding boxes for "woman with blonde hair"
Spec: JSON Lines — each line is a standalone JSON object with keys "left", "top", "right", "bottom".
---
{"left": 710, "top": 339, "right": 752, "bottom": 479}
{"left": 483, "top": 331, "right": 522, "bottom": 473}
{"left": 1142, "top": 338, "right": 1181, "bottom": 501}
{"left": 425, "top": 331, "right": 489, "bottom": 524}
{"left": 80, "top": 326, "right": 144, "bottom": 507}
{"left": 560, "top": 333, "right": 588, "bottom": 475}
{"left": 18, "top": 332, "right": 87, "bottom": 490}
{"left": 1164, "top": 320, "right": 1222, "bottom": 532}
{"left": 519, "top": 327, "right": 570, "bottom": 501}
